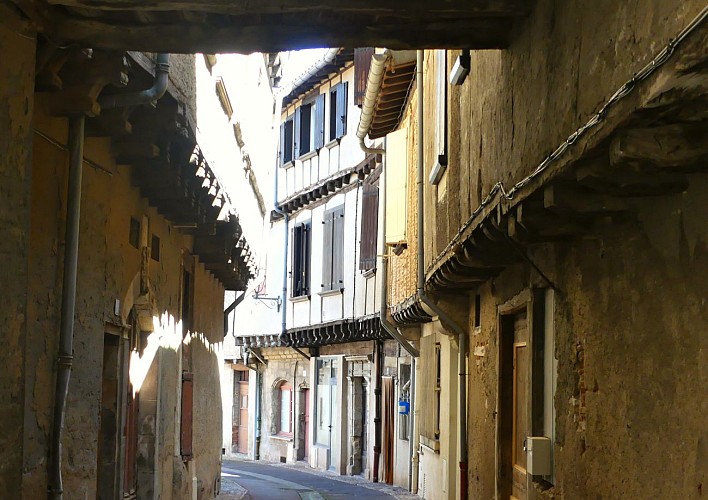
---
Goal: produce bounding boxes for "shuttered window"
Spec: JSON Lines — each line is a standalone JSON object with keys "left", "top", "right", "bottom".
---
{"left": 291, "top": 222, "right": 311, "bottom": 297}
{"left": 354, "top": 48, "right": 375, "bottom": 106}
{"left": 359, "top": 178, "right": 379, "bottom": 270}
{"left": 322, "top": 206, "right": 345, "bottom": 291}
{"left": 180, "top": 372, "right": 194, "bottom": 460}
{"left": 329, "top": 82, "right": 348, "bottom": 142}
{"left": 279, "top": 115, "right": 294, "bottom": 165}
{"left": 419, "top": 335, "right": 440, "bottom": 447}
{"left": 294, "top": 94, "right": 325, "bottom": 158}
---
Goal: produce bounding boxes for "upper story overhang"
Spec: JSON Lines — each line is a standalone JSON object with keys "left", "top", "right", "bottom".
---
{"left": 8, "top": 0, "right": 533, "bottom": 53}
{"left": 34, "top": 48, "right": 255, "bottom": 290}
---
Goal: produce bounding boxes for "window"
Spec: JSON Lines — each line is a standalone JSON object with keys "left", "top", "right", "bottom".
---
{"left": 329, "top": 81, "right": 348, "bottom": 142}
{"left": 291, "top": 222, "right": 311, "bottom": 297}
{"left": 322, "top": 206, "right": 344, "bottom": 292}
{"left": 295, "top": 94, "right": 325, "bottom": 158}
{"left": 279, "top": 115, "right": 294, "bottom": 165}
{"left": 278, "top": 383, "right": 293, "bottom": 435}
{"left": 359, "top": 178, "right": 379, "bottom": 271}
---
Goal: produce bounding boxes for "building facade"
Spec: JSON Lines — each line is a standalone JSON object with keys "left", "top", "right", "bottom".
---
{"left": 1, "top": 40, "right": 253, "bottom": 498}
{"left": 357, "top": 2, "right": 708, "bottom": 499}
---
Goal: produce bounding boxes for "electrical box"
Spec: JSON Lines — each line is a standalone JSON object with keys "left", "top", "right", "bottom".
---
{"left": 526, "top": 436, "right": 552, "bottom": 476}
{"left": 398, "top": 400, "right": 410, "bottom": 415}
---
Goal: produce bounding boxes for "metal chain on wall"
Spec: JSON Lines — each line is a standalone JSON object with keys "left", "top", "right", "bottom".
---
{"left": 428, "top": 6, "right": 708, "bottom": 272}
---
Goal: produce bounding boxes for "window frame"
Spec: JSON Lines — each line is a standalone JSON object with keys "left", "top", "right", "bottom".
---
{"left": 279, "top": 115, "right": 295, "bottom": 166}
{"left": 328, "top": 81, "right": 348, "bottom": 142}
{"left": 291, "top": 221, "right": 311, "bottom": 298}
{"left": 277, "top": 382, "right": 293, "bottom": 436}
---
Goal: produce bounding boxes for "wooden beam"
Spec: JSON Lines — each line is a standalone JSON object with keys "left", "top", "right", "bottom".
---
{"left": 610, "top": 123, "right": 708, "bottom": 171}
{"left": 45, "top": 0, "right": 531, "bottom": 16}
{"left": 50, "top": 15, "right": 514, "bottom": 53}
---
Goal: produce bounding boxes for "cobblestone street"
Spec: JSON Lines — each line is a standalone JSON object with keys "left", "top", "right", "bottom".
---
{"left": 217, "top": 459, "right": 420, "bottom": 500}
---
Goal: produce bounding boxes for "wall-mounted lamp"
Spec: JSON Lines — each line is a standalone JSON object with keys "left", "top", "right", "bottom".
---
{"left": 449, "top": 50, "right": 471, "bottom": 86}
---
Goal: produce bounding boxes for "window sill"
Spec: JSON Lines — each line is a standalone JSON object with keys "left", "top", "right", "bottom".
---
{"left": 289, "top": 295, "right": 310, "bottom": 303}
{"left": 362, "top": 268, "right": 376, "bottom": 279}
{"left": 325, "top": 139, "right": 340, "bottom": 149}
{"left": 298, "top": 150, "right": 318, "bottom": 162}
{"left": 270, "top": 434, "right": 293, "bottom": 442}
{"left": 318, "top": 288, "right": 343, "bottom": 297}
{"left": 281, "top": 160, "right": 294, "bottom": 169}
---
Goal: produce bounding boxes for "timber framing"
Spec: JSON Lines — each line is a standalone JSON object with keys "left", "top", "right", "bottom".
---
{"left": 271, "top": 154, "right": 381, "bottom": 220}
{"left": 425, "top": 22, "right": 708, "bottom": 294}
{"left": 9, "top": 0, "right": 532, "bottom": 53}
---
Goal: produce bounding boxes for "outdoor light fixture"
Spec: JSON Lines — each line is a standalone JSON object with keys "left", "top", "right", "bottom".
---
{"left": 449, "top": 50, "right": 471, "bottom": 86}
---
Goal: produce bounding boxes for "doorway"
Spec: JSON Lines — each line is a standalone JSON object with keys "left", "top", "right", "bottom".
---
{"left": 303, "top": 388, "right": 310, "bottom": 461}
{"left": 500, "top": 308, "right": 529, "bottom": 500}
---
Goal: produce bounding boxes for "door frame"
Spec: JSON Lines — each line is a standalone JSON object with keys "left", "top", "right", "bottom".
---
{"left": 495, "top": 289, "right": 534, "bottom": 500}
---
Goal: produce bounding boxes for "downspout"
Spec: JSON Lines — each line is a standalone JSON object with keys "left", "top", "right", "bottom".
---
{"left": 99, "top": 53, "right": 171, "bottom": 110}
{"left": 48, "top": 115, "right": 85, "bottom": 500}
{"left": 372, "top": 339, "right": 383, "bottom": 482}
{"left": 356, "top": 52, "right": 389, "bottom": 155}
{"left": 415, "top": 50, "right": 468, "bottom": 500}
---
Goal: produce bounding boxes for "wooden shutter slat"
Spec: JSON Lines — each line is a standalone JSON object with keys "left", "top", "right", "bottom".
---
{"left": 322, "top": 212, "right": 333, "bottom": 290}
{"left": 314, "top": 94, "right": 325, "bottom": 150}
{"left": 354, "top": 48, "right": 375, "bottom": 106}
{"left": 279, "top": 122, "right": 285, "bottom": 165}
{"left": 294, "top": 107, "right": 301, "bottom": 158}
{"left": 336, "top": 82, "right": 348, "bottom": 138}
{"left": 333, "top": 207, "right": 345, "bottom": 288}
{"left": 359, "top": 182, "right": 379, "bottom": 270}
{"left": 303, "top": 222, "right": 311, "bottom": 295}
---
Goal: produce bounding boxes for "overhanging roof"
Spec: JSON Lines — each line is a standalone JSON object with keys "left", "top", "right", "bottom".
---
{"left": 281, "top": 49, "right": 354, "bottom": 108}
{"left": 358, "top": 50, "right": 417, "bottom": 141}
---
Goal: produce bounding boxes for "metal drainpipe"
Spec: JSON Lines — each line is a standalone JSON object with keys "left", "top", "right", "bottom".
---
{"left": 49, "top": 114, "right": 85, "bottom": 500}
{"left": 415, "top": 50, "right": 468, "bottom": 500}
{"left": 99, "top": 53, "right": 171, "bottom": 110}
{"left": 253, "top": 366, "right": 261, "bottom": 460}
{"left": 409, "top": 356, "right": 417, "bottom": 492}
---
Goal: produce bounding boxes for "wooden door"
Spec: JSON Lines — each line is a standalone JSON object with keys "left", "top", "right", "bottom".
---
{"left": 512, "top": 311, "right": 529, "bottom": 499}
{"left": 237, "top": 381, "right": 249, "bottom": 454}
{"left": 500, "top": 309, "right": 529, "bottom": 500}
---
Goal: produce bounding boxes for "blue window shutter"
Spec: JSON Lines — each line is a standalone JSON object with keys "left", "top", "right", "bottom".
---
{"left": 336, "top": 82, "right": 348, "bottom": 138}
{"left": 314, "top": 94, "right": 325, "bottom": 150}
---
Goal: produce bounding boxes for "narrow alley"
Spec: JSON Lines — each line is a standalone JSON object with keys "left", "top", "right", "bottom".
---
{"left": 1, "top": 1, "right": 707, "bottom": 499}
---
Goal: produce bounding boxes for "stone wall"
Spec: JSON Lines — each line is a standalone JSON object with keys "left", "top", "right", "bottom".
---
{"left": 0, "top": 23, "right": 35, "bottom": 495}
{"left": 426, "top": 0, "right": 707, "bottom": 266}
